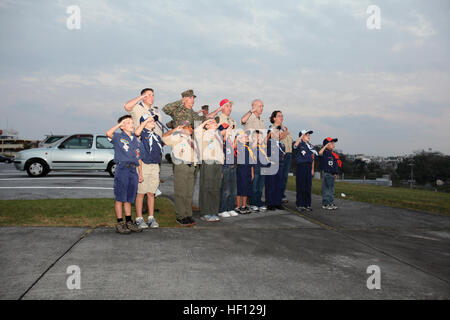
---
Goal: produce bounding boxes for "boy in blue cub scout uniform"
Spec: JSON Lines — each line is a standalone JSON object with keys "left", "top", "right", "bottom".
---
{"left": 134, "top": 114, "right": 163, "bottom": 229}
{"left": 235, "top": 130, "right": 254, "bottom": 214}
{"left": 319, "top": 137, "right": 341, "bottom": 211}
{"left": 293, "top": 129, "right": 317, "bottom": 213}
{"left": 106, "top": 115, "right": 143, "bottom": 234}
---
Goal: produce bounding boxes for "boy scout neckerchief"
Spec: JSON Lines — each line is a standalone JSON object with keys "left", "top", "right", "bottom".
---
{"left": 139, "top": 102, "right": 169, "bottom": 133}
{"left": 257, "top": 144, "right": 270, "bottom": 163}
{"left": 268, "top": 127, "right": 286, "bottom": 157}
{"left": 144, "top": 129, "right": 162, "bottom": 153}
{"left": 306, "top": 141, "right": 318, "bottom": 156}
{"left": 332, "top": 152, "right": 342, "bottom": 168}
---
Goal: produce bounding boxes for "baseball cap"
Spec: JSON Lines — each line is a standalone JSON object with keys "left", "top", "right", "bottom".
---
{"left": 218, "top": 123, "right": 230, "bottom": 131}
{"left": 220, "top": 99, "right": 233, "bottom": 107}
{"left": 323, "top": 137, "right": 338, "bottom": 146}
{"left": 299, "top": 129, "right": 313, "bottom": 137}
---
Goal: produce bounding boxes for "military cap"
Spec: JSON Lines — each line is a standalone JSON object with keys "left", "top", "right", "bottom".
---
{"left": 181, "top": 89, "right": 197, "bottom": 98}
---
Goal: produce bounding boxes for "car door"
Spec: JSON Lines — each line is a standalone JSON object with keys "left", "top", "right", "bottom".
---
{"left": 93, "top": 135, "right": 114, "bottom": 169}
{"left": 51, "top": 134, "right": 94, "bottom": 169}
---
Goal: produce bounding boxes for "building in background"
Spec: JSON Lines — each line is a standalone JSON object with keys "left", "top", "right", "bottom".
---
{"left": 0, "top": 129, "right": 38, "bottom": 157}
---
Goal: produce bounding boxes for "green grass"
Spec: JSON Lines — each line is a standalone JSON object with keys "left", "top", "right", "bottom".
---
{"left": 287, "top": 176, "right": 450, "bottom": 215}
{"left": 0, "top": 197, "right": 179, "bottom": 227}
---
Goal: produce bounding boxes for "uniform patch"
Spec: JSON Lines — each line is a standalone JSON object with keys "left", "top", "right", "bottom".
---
{"left": 120, "top": 138, "right": 130, "bottom": 152}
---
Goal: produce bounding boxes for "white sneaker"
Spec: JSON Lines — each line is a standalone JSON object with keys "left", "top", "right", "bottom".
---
{"left": 147, "top": 216, "right": 159, "bottom": 228}
{"left": 136, "top": 217, "right": 148, "bottom": 229}
{"left": 259, "top": 206, "right": 268, "bottom": 211}
{"left": 211, "top": 215, "right": 221, "bottom": 221}
{"left": 218, "top": 211, "right": 231, "bottom": 218}
{"left": 228, "top": 210, "right": 239, "bottom": 217}
{"left": 250, "top": 206, "right": 259, "bottom": 212}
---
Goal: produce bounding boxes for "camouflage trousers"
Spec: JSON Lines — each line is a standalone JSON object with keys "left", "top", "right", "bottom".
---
{"left": 173, "top": 163, "right": 196, "bottom": 219}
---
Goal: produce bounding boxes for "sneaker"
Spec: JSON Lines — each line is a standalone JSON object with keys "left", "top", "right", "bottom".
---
{"left": 296, "top": 206, "right": 306, "bottom": 213}
{"left": 115, "top": 221, "right": 131, "bottom": 234}
{"left": 228, "top": 210, "right": 239, "bottom": 217}
{"left": 259, "top": 206, "right": 268, "bottom": 211}
{"left": 330, "top": 204, "right": 338, "bottom": 210}
{"left": 218, "top": 211, "right": 231, "bottom": 218}
{"left": 211, "top": 215, "right": 221, "bottom": 221}
{"left": 201, "top": 215, "right": 214, "bottom": 222}
{"left": 250, "top": 206, "right": 259, "bottom": 212}
{"left": 176, "top": 218, "right": 192, "bottom": 226}
{"left": 240, "top": 206, "right": 250, "bottom": 214}
{"left": 233, "top": 207, "right": 242, "bottom": 214}
{"left": 282, "top": 198, "right": 288, "bottom": 204}
{"left": 186, "top": 216, "right": 196, "bottom": 225}
{"left": 126, "top": 221, "right": 143, "bottom": 233}
{"left": 147, "top": 216, "right": 159, "bottom": 228}
{"left": 135, "top": 217, "right": 148, "bottom": 229}
{"left": 305, "top": 207, "right": 313, "bottom": 212}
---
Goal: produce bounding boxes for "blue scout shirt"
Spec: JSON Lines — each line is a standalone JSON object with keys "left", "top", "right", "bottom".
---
{"left": 236, "top": 141, "right": 255, "bottom": 166}
{"left": 139, "top": 129, "right": 162, "bottom": 165}
{"left": 111, "top": 131, "right": 140, "bottom": 165}
{"left": 320, "top": 149, "right": 339, "bottom": 174}
{"left": 294, "top": 141, "right": 314, "bottom": 164}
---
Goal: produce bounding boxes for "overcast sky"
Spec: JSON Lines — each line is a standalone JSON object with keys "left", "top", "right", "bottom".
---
{"left": 1, "top": 0, "right": 449, "bottom": 156}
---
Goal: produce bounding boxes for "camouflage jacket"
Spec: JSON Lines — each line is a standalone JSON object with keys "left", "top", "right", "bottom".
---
{"left": 163, "top": 100, "right": 204, "bottom": 129}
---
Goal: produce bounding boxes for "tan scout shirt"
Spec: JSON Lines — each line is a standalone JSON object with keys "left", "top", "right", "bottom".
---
{"left": 162, "top": 131, "right": 199, "bottom": 165}
{"left": 243, "top": 113, "right": 265, "bottom": 131}
{"left": 194, "top": 127, "right": 224, "bottom": 164}
{"left": 130, "top": 103, "right": 163, "bottom": 137}
{"left": 281, "top": 129, "right": 293, "bottom": 153}
{"left": 219, "top": 113, "right": 238, "bottom": 129}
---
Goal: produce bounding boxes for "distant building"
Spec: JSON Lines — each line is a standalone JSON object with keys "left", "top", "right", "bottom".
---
{"left": 0, "top": 129, "right": 38, "bottom": 157}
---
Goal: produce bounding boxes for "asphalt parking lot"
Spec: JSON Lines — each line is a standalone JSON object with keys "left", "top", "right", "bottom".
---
{"left": 0, "top": 162, "right": 449, "bottom": 299}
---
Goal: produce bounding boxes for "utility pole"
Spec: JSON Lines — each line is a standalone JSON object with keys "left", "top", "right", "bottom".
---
{"left": 408, "top": 159, "right": 415, "bottom": 189}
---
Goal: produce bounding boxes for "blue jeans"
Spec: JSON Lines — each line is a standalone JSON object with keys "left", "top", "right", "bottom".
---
{"left": 280, "top": 153, "right": 292, "bottom": 199}
{"left": 219, "top": 165, "right": 237, "bottom": 212}
{"left": 251, "top": 166, "right": 265, "bottom": 207}
{"left": 322, "top": 172, "right": 335, "bottom": 205}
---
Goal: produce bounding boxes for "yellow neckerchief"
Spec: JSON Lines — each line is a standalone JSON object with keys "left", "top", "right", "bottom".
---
{"left": 257, "top": 143, "right": 270, "bottom": 162}
{"left": 244, "top": 144, "right": 255, "bottom": 162}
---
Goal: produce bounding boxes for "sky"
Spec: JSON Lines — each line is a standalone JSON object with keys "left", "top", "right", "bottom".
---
{"left": 0, "top": 0, "right": 449, "bottom": 156}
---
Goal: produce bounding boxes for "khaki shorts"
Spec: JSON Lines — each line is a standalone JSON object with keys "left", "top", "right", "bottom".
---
{"left": 137, "top": 163, "right": 160, "bottom": 194}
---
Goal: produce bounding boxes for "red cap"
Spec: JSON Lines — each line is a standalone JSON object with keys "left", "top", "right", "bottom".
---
{"left": 220, "top": 99, "right": 230, "bottom": 107}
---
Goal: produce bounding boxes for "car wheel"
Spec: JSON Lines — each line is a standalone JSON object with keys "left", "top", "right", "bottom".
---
{"left": 26, "top": 159, "right": 49, "bottom": 177}
{"left": 107, "top": 162, "right": 116, "bottom": 177}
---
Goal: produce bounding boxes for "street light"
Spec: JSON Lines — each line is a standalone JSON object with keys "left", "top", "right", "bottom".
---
{"left": 408, "top": 159, "right": 415, "bottom": 189}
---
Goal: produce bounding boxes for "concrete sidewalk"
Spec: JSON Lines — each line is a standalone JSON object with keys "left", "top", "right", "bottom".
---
{"left": 1, "top": 190, "right": 449, "bottom": 299}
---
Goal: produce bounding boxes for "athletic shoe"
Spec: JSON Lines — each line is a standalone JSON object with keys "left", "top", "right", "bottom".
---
{"left": 135, "top": 217, "right": 149, "bottom": 229}
{"left": 176, "top": 218, "right": 192, "bottom": 226}
{"left": 201, "top": 215, "right": 217, "bottom": 222}
{"left": 186, "top": 216, "right": 196, "bottom": 225}
{"left": 330, "top": 204, "right": 338, "bottom": 210}
{"left": 126, "top": 221, "right": 143, "bottom": 232}
{"left": 322, "top": 205, "right": 333, "bottom": 210}
{"left": 240, "top": 206, "right": 250, "bottom": 214}
{"left": 228, "top": 210, "right": 239, "bottom": 217}
{"left": 218, "top": 211, "right": 231, "bottom": 218}
{"left": 305, "top": 207, "right": 313, "bottom": 212}
{"left": 147, "top": 216, "right": 159, "bottom": 228}
{"left": 282, "top": 198, "right": 288, "bottom": 204}
{"left": 296, "top": 206, "right": 306, "bottom": 213}
{"left": 250, "top": 206, "right": 259, "bottom": 212}
{"left": 115, "top": 221, "right": 131, "bottom": 234}
{"left": 211, "top": 215, "right": 221, "bottom": 221}
{"left": 233, "top": 207, "right": 242, "bottom": 214}
{"left": 259, "top": 206, "right": 268, "bottom": 211}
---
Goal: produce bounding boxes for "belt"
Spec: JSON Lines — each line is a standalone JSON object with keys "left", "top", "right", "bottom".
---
{"left": 120, "top": 162, "right": 139, "bottom": 168}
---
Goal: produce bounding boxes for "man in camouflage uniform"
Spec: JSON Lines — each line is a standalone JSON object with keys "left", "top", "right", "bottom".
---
{"left": 163, "top": 90, "right": 222, "bottom": 130}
